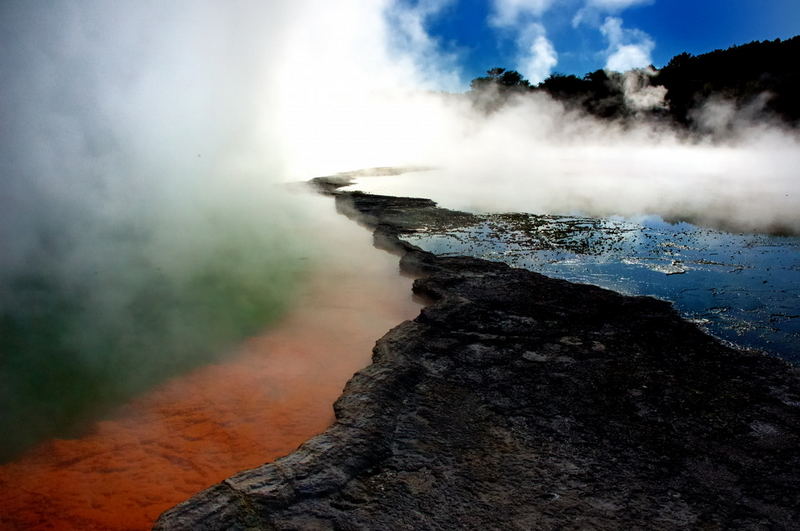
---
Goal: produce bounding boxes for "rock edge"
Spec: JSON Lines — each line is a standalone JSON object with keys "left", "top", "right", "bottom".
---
{"left": 155, "top": 177, "right": 800, "bottom": 530}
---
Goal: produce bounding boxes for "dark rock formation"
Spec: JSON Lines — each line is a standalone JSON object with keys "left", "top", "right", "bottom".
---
{"left": 155, "top": 176, "right": 800, "bottom": 530}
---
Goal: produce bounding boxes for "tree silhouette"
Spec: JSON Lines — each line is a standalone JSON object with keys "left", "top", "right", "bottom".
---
{"left": 468, "top": 36, "right": 800, "bottom": 127}
{"left": 470, "top": 67, "right": 531, "bottom": 91}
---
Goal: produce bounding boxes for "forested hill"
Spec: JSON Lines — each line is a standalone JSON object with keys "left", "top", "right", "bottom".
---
{"left": 470, "top": 36, "right": 800, "bottom": 127}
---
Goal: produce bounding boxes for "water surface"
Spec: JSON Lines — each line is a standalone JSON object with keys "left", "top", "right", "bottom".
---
{"left": 0, "top": 197, "right": 420, "bottom": 530}
{"left": 343, "top": 172, "right": 799, "bottom": 363}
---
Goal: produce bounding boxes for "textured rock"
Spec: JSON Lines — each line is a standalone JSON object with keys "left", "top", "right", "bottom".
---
{"left": 155, "top": 176, "right": 800, "bottom": 530}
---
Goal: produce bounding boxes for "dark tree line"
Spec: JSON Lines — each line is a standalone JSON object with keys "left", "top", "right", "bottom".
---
{"left": 469, "top": 36, "right": 800, "bottom": 127}
{"left": 654, "top": 37, "right": 800, "bottom": 125}
{"left": 535, "top": 69, "right": 636, "bottom": 120}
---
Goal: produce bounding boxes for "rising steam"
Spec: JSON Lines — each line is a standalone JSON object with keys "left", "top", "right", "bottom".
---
{"left": 0, "top": 0, "right": 798, "bottom": 457}
{"left": 268, "top": 2, "right": 799, "bottom": 233}
{"left": 0, "top": 0, "right": 317, "bottom": 458}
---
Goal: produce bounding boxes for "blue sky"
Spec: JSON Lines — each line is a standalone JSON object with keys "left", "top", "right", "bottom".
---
{"left": 420, "top": 0, "right": 800, "bottom": 83}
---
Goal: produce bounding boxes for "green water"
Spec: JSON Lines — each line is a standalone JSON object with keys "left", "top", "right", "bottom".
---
{"left": 0, "top": 197, "right": 310, "bottom": 461}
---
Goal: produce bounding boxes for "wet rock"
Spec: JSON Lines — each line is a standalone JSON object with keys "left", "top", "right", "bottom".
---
{"left": 156, "top": 176, "right": 800, "bottom": 530}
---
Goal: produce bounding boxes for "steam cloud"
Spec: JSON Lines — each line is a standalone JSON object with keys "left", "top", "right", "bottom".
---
{"left": 600, "top": 16, "right": 656, "bottom": 71}
{"left": 489, "top": 0, "right": 558, "bottom": 83}
{"left": 0, "top": 0, "right": 319, "bottom": 458}
{"left": 1, "top": 0, "right": 799, "bottom": 458}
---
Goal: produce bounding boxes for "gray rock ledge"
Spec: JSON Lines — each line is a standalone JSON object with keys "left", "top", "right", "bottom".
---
{"left": 155, "top": 176, "right": 800, "bottom": 530}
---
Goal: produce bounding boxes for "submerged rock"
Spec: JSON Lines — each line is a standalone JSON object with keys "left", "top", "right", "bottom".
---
{"left": 155, "top": 176, "right": 800, "bottom": 530}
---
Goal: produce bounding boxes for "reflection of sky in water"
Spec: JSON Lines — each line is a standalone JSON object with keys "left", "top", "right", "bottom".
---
{"left": 402, "top": 214, "right": 800, "bottom": 364}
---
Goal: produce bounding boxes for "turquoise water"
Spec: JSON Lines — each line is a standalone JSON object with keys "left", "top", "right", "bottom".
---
{"left": 0, "top": 196, "right": 312, "bottom": 462}
{"left": 402, "top": 213, "right": 800, "bottom": 363}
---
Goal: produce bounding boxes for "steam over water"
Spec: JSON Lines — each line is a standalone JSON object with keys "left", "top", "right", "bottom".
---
{"left": 0, "top": 196, "right": 420, "bottom": 530}
{"left": 1, "top": 0, "right": 799, "bottom": 526}
{"left": 347, "top": 171, "right": 799, "bottom": 362}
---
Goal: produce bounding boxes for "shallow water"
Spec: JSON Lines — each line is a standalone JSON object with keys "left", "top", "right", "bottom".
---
{"left": 0, "top": 196, "right": 420, "bottom": 530}
{"left": 343, "top": 173, "right": 799, "bottom": 363}
{"left": 402, "top": 214, "right": 800, "bottom": 362}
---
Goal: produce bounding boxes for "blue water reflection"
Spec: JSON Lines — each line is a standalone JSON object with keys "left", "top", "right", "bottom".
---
{"left": 402, "top": 214, "right": 800, "bottom": 363}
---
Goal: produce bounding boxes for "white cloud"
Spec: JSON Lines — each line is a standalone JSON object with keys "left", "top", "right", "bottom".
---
{"left": 606, "top": 44, "right": 651, "bottom": 71}
{"left": 488, "top": 0, "right": 558, "bottom": 82}
{"left": 489, "top": 0, "right": 556, "bottom": 27}
{"left": 571, "top": 0, "right": 657, "bottom": 73}
{"left": 600, "top": 16, "right": 654, "bottom": 71}
{"left": 516, "top": 23, "right": 558, "bottom": 83}
{"left": 384, "top": 0, "right": 462, "bottom": 90}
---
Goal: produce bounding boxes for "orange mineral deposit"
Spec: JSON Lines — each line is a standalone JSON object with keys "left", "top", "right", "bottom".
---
{"left": 0, "top": 224, "right": 419, "bottom": 530}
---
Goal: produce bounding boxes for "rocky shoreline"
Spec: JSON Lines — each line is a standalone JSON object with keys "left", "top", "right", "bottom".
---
{"left": 155, "top": 176, "right": 800, "bottom": 529}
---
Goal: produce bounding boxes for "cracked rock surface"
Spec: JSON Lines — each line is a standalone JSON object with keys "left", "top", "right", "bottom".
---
{"left": 155, "top": 177, "right": 800, "bottom": 530}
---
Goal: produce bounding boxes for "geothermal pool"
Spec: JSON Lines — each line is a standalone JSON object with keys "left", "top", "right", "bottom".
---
{"left": 345, "top": 175, "right": 800, "bottom": 364}
{"left": 0, "top": 196, "right": 420, "bottom": 530}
